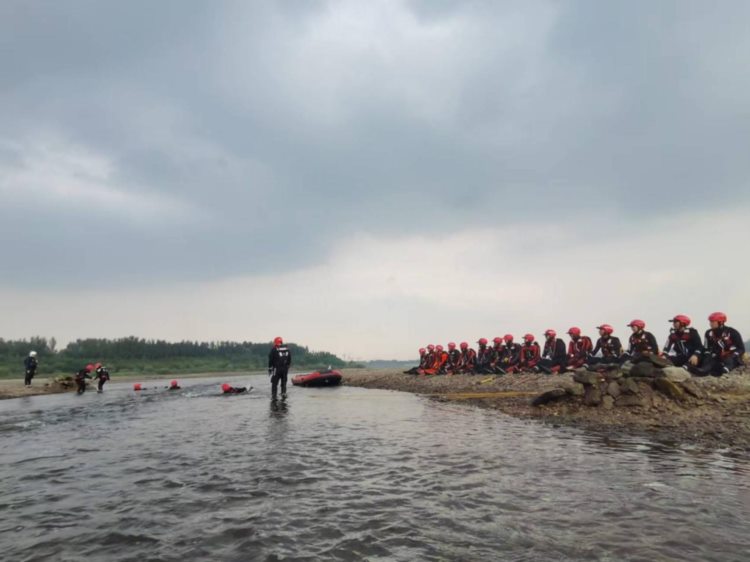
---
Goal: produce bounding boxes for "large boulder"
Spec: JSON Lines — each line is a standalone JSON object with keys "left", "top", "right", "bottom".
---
{"left": 562, "top": 381, "right": 585, "bottom": 396}
{"left": 662, "top": 366, "right": 690, "bottom": 383}
{"left": 573, "top": 371, "right": 602, "bottom": 385}
{"left": 640, "top": 354, "right": 670, "bottom": 368}
{"left": 620, "top": 378, "right": 640, "bottom": 395}
{"left": 531, "top": 388, "right": 568, "bottom": 407}
{"left": 628, "top": 362, "right": 655, "bottom": 378}
{"left": 602, "top": 395, "right": 615, "bottom": 410}
{"left": 607, "top": 381, "right": 622, "bottom": 398}
{"left": 584, "top": 385, "right": 602, "bottom": 406}
{"left": 654, "top": 378, "right": 687, "bottom": 401}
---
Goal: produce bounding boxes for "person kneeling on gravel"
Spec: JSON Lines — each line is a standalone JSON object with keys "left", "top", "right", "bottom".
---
{"left": 698, "top": 312, "right": 745, "bottom": 377}
{"left": 623, "top": 320, "right": 659, "bottom": 363}
{"left": 586, "top": 325, "right": 623, "bottom": 369}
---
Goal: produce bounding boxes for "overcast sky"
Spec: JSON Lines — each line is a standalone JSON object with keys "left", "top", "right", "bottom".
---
{"left": 2, "top": 0, "right": 749, "bottom": 360}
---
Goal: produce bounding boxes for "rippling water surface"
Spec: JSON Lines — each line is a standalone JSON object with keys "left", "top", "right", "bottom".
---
{"left": 2, "top": 375, "right": 750, "bottom": 561}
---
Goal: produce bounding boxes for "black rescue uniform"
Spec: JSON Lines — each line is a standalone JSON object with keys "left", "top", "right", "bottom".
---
{"left": 700, "top": 326, "right": 745, "bottom": 376}
{"left": 538, "top": 338, "right": 567, "bottom": 374}
{"left": 663, "top": 328, "right": 704, "bottom": 368}
{"left": 625, "top": 331, "right": 659, "bottom": 362}
{"left": 93, "top": 367, "right": 110, "bottom": 393}
{"left": 268, "top": 345, "right": 292, "bottom": 398}
{"left": 75, "top": 369, "right": 92, "bottom": 394}
{"left": 588, "top": 336, "right": 623, "bottom": 367}
{"left": 24, "top": 356, "right": 38, "bottom": 386}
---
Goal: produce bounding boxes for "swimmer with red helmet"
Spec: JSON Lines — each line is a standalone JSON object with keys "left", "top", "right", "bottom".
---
{"left": 221, "top": 383, "right": 249, "bottom": 394}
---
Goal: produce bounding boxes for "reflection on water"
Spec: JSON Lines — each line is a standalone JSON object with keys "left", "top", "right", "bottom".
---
{"left": 1, "top": 375, "right": 749, "bottom": 561}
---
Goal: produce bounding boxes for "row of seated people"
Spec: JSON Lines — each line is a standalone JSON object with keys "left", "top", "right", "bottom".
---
{"left": 404, "top": 312, "right": 745, "bottom": 377}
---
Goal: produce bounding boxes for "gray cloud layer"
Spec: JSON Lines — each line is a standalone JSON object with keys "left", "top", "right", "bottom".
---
{"left": 2, "top": 0, "right": 749, "bottom": 289}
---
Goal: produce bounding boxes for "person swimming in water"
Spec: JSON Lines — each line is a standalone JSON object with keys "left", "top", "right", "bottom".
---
{"left": 221, "top": 383, "right": 249, "bottom": 394}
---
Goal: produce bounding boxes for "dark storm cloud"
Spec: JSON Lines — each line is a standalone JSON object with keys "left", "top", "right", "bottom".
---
{"left": 2, "top": 0, "right": 749, "bottom": 288}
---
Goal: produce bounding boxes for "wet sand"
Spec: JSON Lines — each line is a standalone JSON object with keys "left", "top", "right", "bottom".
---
{"left": 342, "top": 368, "right": 750, "bottom": 451}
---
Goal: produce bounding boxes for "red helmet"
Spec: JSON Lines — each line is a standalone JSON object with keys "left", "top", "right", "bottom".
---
{"left": 708, "top": 312, "right": 727, "bottom": 324}
{"left": 567, "top": 327, "right": 581, "bottom": 337}
{"left": 627, "top": 319, "right": 646, "bottom": 329}
{"left": 133, "top": 383, "right": 142, "bottom": 391}
{"left": 460, "top": 342, "right": 469, "bottom": 349}
{"left": 170, "top": 380, "right": 179, "bottom": 388}
{"left": 94, "top": 362, "right": 102, "bottom": 369}
{"left": 435, "top": 345, "right": 443, "bottom": 352}
{"left": 477, "top": 338, "right": 488, "bottom": 346}
{"left": 85, "top": 363, "right": 94, "bottom": 372}
{"left": 503, "top": 334, "right": 514, "bottom": 343}
{"left": 523, "top": 333, "right": 534, "bottom": 343}
{"left": 492, "top": 337, "right": 503, "bottom": 344}
{"left": 418, "top": 348, "right": 426, "bottom": 355}
{"left": 597, "top": 324, "right": 614, "bottom": 335}
{"left": 274, "top": 336, "right": 283, "bottom": 346}
{"left": 544, "top": 329, "right": 556, "bottom": 338}
{"left": 221, "top": 383, "right": 231, "bottom": 392}
{"left": 447, "top": 342, "right": 456, "bottom": 350}
{"left": 427, "top": 344, "right": 435, "bottom": 351}
{"left": 669, "top": 315, "right": 691, "bottom": 327}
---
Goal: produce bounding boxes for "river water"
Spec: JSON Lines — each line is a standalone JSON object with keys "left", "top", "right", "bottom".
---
{"left": 1, "top": 375, "right": 749, "bottom": 561}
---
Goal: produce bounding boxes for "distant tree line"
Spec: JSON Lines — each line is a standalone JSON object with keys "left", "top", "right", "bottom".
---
{"left": 0, "top": 336, "right": 357, "bottom": 378}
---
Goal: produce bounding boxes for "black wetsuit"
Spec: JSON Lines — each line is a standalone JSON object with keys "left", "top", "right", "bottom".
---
{"left": 663, "top": 328, "right": 704, "bottom": 368}
{"left": 475, "top": 346, "right": 493, "bottom": 374}
{"left": 223, "top": 387, "right": 247, "bottom": 394}
{"left": 700, "top": 326, "right": 745, "bottom": 376}
{"left": 269, "top": 345, "right": 292, "bottom": 397}
{"left": 93, "top": 368, "right": 110, "bottom": 392}
{"left": 75, "top": 369, "right": 92, "bottom": 394}
{"left": 588, "top": 336, "right": 623, "bottom": 367}
{"left": 625, "top": 331, "right": 659, "bottom": 363}
{"left": 24, "top": 356, "right": 38, "bottom": 386}
{"left": 404, "top": 354, "right": 428, "bottom": 375}
{"left": 538, "top": 338, "right": 567, "bottom": 373}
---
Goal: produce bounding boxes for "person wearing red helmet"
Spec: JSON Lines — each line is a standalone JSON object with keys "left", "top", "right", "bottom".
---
{"left": 457, "top": 342, "right": 477, "bottom": 374}
{"left": 404, "top": 348, "right": 430, "bottom": 375}
{"left": 496, "top": 334, "right": 521, "bottom": 374}
{"left": 663, "top": 315, "right": 704, "bottom": 370}
{"left": 624, "top": 320, "right": 659, "bottom": 362}
{"left": 420, "top": 345, "right": 449, "bottom": 375}
{"left": 475, "top": 338, "right": 494, "bottom": 374}
{"left": 74, "top": 364, "right": 94, "bottom": 394}
{"left": 93, "top": 363, "right": 110, "bottom": 393}
{"left": 488, "top": 337, "right": 504, "bottom": 373}
{"left": 518, "top": 334, "right": 541, "bottom": 371}
{"left": 538, "top": 329, "right": 567, "bottom": 374}
{"left": 587, "top": 325, "right": 623, "bottom": 369}
{"left": 221, "top": 383, "right": 248, "bottom": 394}
{"left": 566, "top": 327, "right": 593, "bottom": 370}
{"left": 445, "top": 342, "right": 461, "bottom": 375}
{"left": 268, "top": 336, "right": 292, "bottom": 399}
{"left": 699, "top": 312, "right": 745, "bottom": 376}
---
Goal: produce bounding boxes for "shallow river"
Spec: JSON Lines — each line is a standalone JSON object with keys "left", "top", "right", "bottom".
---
{"left": 1, "top": 375, "right": 749, "bottom": 561}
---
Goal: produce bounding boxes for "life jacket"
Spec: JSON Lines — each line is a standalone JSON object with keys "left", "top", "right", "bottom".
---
{"left": 520, "top": 342, "right": 540, "bottom": 365}
{"left": 418, "top": 353, "right": 429, "bottom": 369}
{"left": 665, "top": 328, "right": 703, "bottom": 357}
{"left": 593, "top": 336, "right": 622, "bottom": 358}
{"left": 704, "top": 327, "right": 744, "bottom": 358}
{"left": 499, "top": 343, "right": 521, "bottom": 364}
{"left": 476, "top": 346, "right": 492, "bottom": 366}
{"left": 447, "top": 349, "right": 461, "bottom": 368}
{"left": 628, "top": 331, "right": 657, "bottom": 355}
{"left": 568, "top": 336, "right": 593, "bottom": 359}
{"left": 459, "top": 348, "right": 477, "bottom": 369}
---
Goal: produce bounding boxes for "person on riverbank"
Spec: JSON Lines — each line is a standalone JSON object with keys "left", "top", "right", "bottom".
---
{"left": 24, "top": 351, "right": 38, "bottom": 387}
{"left": 269, "top": 336, "right": 292, "bottom": 398}
{"left": 75, "top": 364, "right": 94, "bottom": 394}
{"left": 496, "top": 335, "right": 521, "bottom": 374}
{"left": 446, "top": 342, "right": 461, "bottom": 375}
{"left": 404, "top": 348, "right": 428, "bottom": 375}
{"left": 586, "top": 325, "right": 623, "bottom": 369}
{"left": 698, "top": 312, "right": 745, "bottom": 376}
{"left": 538, "top": 330, "right": 567, "bottom": 374}
{"left": 475, "top": 338, "right": 493, "bottom": 374}
{"left": 457, "top": 342, "right": 476, "bottom": 373}
{"left": 624, "top": 319, "right": 659, "bottom": 362}
{"left": 663, "top": 315, "right": 704, "bottom": 370}
{"left": 519, "top": 334, "right": 541, "bottom": 372}
{"left": 92, "top": 363, "right": 110, "bottom": 393}
{"left": 566, "top": 327, "right": 593, "bottom": 370}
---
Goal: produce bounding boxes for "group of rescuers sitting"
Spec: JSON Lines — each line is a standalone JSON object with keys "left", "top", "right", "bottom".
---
{"left": 405, "top": 312, "right": 745, "bottom": 378}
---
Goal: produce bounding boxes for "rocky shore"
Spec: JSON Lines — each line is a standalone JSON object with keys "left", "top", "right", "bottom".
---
{"left": 342, "top": 365, "right": 750, "bottom": 451}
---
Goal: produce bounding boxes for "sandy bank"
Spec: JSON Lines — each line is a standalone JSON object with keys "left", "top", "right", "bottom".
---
{"left": 342, "top": 368, "right": 750, "bottom": 451}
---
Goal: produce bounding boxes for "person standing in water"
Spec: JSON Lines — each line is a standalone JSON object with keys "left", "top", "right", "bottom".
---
{"left": 92, "top": 363, "right": 110, "bottom": 393}
{"left": 75, "top": 364, "right": 94, "bottom": 394}
{"left": 24, "top": 351, "right": 38, "bottom": 387}
{"left": 268, "top": 336, "right": 292, "bottom": 399}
